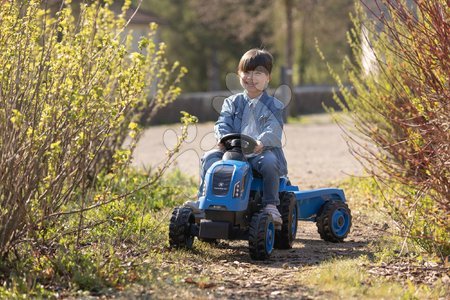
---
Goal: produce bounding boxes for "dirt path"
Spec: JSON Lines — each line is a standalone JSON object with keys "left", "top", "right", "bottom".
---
{"left": 132, "top": 114, "right": 363, "bottom": 189}
{"left": 128, "top": 115, "right": 371, "bottom": 298}
{"left": 129, "top": 116, "right": 449, "bottom": 299}
{"left": 123, "top": 212, "right": 377, "bottom": 299}
{"left": 176, "top": 216, "right": 374, "bottom": 299}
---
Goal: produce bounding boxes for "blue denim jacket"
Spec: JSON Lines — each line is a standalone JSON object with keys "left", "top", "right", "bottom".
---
{"left": 214, "top": 91, "right": 288, "bottom": 175}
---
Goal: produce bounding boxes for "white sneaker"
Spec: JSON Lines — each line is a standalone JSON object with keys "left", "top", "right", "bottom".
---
{"left": 183, "top": 200, "right": 202, "bottom": 214}
{"left": 264, "top": 204, "right": 283, "bottom": 226}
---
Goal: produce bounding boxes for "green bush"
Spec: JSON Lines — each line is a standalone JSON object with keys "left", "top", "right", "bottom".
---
{"left": 326, "top": 0, "right": 449, "bottom": 258}
{"left": 0, "top": 0, "right": 189, "bottom": 258}
{"left": 0, "top": 168, "right": 197, "bottom": 296}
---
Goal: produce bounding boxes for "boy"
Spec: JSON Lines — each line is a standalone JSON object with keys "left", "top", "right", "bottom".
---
{"left": 189, "top": 48, "right": 287, "bottom": 225}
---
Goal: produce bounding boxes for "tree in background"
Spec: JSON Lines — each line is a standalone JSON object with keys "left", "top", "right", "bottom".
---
{"left": 138, "top": 0, "right": 354, "bottom": 92}
{"left": 189, "top": 0, "right": 273, "bottom": 90}
{"left": 328, "top": 0, "right": 449, "bottom": 258}
{"left": 295, "top": 0, "right": 354, "bottom": 85}
{"left": 136, "top": 0, "right": 271, "bottom": 92}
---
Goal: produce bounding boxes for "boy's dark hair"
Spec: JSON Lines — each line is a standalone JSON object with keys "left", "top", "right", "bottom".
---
{"left": 238, "top": 49, "right": 273, "bottom": 75}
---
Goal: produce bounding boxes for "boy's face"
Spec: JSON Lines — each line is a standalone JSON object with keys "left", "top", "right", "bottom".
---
{"left": 239, "top": 66, "right": 270, "bottom": 95}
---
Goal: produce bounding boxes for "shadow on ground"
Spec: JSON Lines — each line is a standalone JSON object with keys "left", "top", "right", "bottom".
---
{"left": 203, "top": 221, "right": 373, "bottom": 268}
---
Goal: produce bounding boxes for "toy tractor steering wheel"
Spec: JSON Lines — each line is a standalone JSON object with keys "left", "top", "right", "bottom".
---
{"left": 220, "top": 133, "right": 257, "bottom": 155}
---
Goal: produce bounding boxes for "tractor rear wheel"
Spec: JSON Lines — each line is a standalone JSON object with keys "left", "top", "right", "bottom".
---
{"left": 316, "top": 200, "right": 352, "bottom": 242}
{"left": 248, "top": 212, "right": 275, "bottom": 260}
{"left": 169, "top": 207, "right": 196, "bottom": 249}
{"left": 275, "top": 192, "right": 298, "bottom": 249}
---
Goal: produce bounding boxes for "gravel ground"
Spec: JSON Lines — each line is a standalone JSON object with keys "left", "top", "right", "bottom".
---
{"left": 132, "top": 114, "right": 363, "bottom": 189}
{"left": 128, "top": 115, "right": 449, "bottom": 299}
{"left": 129, "top": 115, "right": 367, "bottom": 298}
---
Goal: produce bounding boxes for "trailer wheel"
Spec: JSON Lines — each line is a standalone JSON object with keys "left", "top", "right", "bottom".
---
{"left": 275, "top": 192, "right": 298, "bottom": 249}
{"left": 249, "top": 212, "right": 275, "bottom": 260}
{"left": 169, "top": 207, "right": 195, "bottom": 249}
{"left": 316, "top": 200, "right": 352, "bottom": 242}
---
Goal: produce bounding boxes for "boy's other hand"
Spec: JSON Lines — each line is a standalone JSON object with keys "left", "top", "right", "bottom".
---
{"left": 254, "top": 140, "right": 264, "bottom": 154}
{"left": 217, "top": 142, "right": 226, "bottom": 151}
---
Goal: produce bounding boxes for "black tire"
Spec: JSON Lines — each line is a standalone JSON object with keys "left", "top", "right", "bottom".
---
{"left": 169, "top": 207, "right": 195, "bottom": 249}
{"left": 248, "top": 212, "right": 275, "bottom": 260}
{"left": 316, "top": 200, "right": 352, "bottom": 243}
{"left": 199, "top": 238, "right": 217, "bottom": 244}
{"left": 275, "top": 192, "right": 298, "bottom": 249}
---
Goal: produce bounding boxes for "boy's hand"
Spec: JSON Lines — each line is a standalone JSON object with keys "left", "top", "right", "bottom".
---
{"left": 254, "top": 140, "right": 264, "bottom": 154}
{"left": 217, "top": 141, "right": 226, "bottom": 151}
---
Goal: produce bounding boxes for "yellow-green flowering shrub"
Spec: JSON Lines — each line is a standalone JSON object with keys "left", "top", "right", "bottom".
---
{"left": 0, "top": 0, "right": 188, "bottom": 256}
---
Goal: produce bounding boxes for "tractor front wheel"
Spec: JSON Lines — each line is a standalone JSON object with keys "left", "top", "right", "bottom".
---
{"left": 249, "top": 212, "right": 275, "bottom": 260}
{"left": 169, "top": 207, "right": 196, "bottom": 249}
{"left": 316, "top": 200, "right": 352, "bottom": 242}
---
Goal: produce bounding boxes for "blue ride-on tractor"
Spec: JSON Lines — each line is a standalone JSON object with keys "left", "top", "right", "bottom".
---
{"left": 169, "top": 133, "right": 352, "bottom": 260}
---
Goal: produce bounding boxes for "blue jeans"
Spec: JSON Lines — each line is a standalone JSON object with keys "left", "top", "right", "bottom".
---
{"left": 199, "top": 149, "right": 281, "bottom": 206}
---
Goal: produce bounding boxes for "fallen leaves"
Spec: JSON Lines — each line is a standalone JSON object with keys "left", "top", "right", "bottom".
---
{"left": 366, "top": 260, "right": 450, "bottom": 285}
{"left": 184, "top": 277, "right": 216, "bottom": 289}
